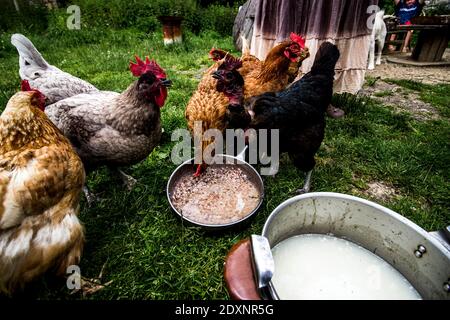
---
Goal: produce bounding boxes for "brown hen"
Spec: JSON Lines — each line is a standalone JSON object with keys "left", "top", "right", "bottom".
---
{"left": 239, "top": 33, "right": 310, "bottom": 99}
{"left": 185, "top": 50, "right": 234, "bottom": 176}
{"left": 0, "top": 82, "right": 85, "bottom": 294}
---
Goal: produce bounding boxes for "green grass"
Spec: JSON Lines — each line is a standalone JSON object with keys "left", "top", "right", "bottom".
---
{"left": 0, "top": 28, "right": 449, "bottom": 300}
{"left": 373, "top": 90, "right": 393, "bottom": 98}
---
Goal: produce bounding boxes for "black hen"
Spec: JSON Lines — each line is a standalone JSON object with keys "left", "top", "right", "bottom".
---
{"left": 239, "top": 42, "right": 340, "bottom": 193}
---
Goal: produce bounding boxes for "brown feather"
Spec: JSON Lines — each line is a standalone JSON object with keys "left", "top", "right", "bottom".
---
{"left": 240, "top": 40, "right": 310, "bottom": 99}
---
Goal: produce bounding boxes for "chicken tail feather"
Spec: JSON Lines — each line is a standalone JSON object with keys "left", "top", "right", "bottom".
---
{"left": 241, "top": 34, "right": 250, "bottom": 56}
{"left": 0, "top": 210, "right": 84, "bottom": 295}
{"left": 11, "top": 33, "right": 49, "bottom": 76}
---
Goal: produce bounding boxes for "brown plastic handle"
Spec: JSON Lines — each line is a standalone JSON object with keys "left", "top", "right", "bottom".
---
{"left": 224, "top": 238, "right": 261, "bottom": 300}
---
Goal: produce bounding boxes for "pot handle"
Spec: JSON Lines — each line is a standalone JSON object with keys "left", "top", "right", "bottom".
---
{"left": 250, "top": 235, "right": 276, "bottom": 299}
{"left": 235, "top": 145, "right": 249, "bottom": 162}
{"left": 430, "top": 225, "right": 450, "bottom": 251}
{"left": 224, "top": 238, "right": 262, "bottom": 300}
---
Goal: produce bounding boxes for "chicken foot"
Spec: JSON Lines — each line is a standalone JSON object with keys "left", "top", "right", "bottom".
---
{"left": 115, "top": 168, "right": 137, "bottom": 191}
{"left": 70, "top": 261, "right": 113, "bottom": 297}
{"left": 82, "top": 186, "right": 99, "bottom": 207}
{"left": 82, "top": 169, "right": 136, "bottom": 205}
{"left": 296, "top": 170, "right": 312, "bottom": 194}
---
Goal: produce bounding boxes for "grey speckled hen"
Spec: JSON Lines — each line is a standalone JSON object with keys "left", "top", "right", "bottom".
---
{"left": 45, "top": 59, "right": 170, "bottom": 169}
{"left": 44, "top": 57, "right": 171, "bottom": 199}
{"left": 46, "top": 84, "right": 161, "bottom": 170}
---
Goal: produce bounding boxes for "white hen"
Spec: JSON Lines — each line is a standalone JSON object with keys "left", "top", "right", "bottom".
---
{"left": 11, "top": 33, "right": 99, "bottom": 105}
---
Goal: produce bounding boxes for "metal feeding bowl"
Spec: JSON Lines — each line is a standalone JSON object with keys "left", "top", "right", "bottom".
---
{"left": 166, "top": 147, "right": 264, "bottom": 231}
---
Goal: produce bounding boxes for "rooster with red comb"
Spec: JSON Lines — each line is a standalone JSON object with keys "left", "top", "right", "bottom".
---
{"left": 44, "top": 55, "right": 171, "bottom": 203}
{"left": 237, "top": 32, "right": 309, "bottom": 100}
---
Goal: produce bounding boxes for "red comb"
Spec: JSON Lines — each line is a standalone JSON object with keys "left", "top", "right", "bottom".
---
{"left": 21, "top": 80, "right": 32, "bottom": 91}
{"left": 20, "top": 80, "right": 46, "bottom": 111}
{"left": 209, "top": 48, "right": 228, "bottom": 61}
{"left": 220, "top": 54, "right": 242, "bottom": 71}
{"left": 129, "top": 55, "right": 167, "bottom": 79}
{"left": 290, "top": 33, "right": 306, "bottom": 49}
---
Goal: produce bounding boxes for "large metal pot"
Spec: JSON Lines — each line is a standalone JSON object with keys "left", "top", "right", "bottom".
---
{"left": 225, "top": 192, "right": 450, "bottom": 300}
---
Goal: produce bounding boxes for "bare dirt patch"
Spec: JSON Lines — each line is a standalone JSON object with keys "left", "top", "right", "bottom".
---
{"left": 359, "top": 49, "right": 449, "bottom": 120}
{"left": 361, "top": 181, "right": 401, "bottom": 202}
{"left": 366, "top": 49, "right": 450, "bottom": 85}
{"left": 359, "top": 80, "right": 440, "bottom": 121}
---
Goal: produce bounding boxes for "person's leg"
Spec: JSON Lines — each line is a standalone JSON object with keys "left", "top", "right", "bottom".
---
{"left": 388, "top": 33, "right": 397, "bottom": 51}
{"left": 402, "top": 30, "right": 413, "bottom": 52}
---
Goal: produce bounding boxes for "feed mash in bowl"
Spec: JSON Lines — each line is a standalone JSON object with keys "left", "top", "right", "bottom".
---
{"left": 171, "top": 165, "right": 261, "bottom": 225}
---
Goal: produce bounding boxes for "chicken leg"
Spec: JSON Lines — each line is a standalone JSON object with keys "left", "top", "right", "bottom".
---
{"left": 82, "top": 169, "right": 135, "bottom": 206}
{"left": 69, "top": 262, "right": 113, "bottom": 297}
{"left": 83, "top": 186, "right": 98, "bottom": 207}
{"left": 115, "top": 168, "right": 137, "bottom": 191}
{"left": 296, "top": 170, "right": 312, "bottom": 194}
{"left": 193, "top": 163, "right": 207, "bottom": 177}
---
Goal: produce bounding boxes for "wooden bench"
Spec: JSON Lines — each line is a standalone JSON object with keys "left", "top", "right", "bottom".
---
{"left": 398, "top": 24, "right": 449, "bottom": 62}
{"left": 385, "top": 16, "right": 450, "bottom": 63}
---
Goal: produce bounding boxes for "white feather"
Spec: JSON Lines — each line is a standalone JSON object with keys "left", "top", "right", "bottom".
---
{"left": 11, "top": 33, "right": 99, "bottom": 105}
{"left": 33, "top": 213, "right": 78, "bottom": 248}
{"left": 1, "top": 229, "right": 33, "bottom": 258}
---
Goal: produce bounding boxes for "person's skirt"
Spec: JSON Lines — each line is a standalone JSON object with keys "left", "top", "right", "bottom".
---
{"left": 250, "top": 0, "right": 379, "bottom": 94}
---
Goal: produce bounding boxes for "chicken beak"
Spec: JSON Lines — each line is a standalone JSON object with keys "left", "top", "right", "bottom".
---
{"left": 212, "top": 71, "right": 221, "bottom": 80}
{"left": 160, "top": 79, "right": 172, "bottom": 88}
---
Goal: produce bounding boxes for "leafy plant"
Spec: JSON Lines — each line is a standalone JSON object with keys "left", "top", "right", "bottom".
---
{"left": 157, "top": 0, "right": 197, "bottom": 17}
{"left": 379, "top": 0, "right": 396, "bottom": 14}
{"left": 424, "top": 0, "right": 450, "bottom": 15}
{"left": 0, "top": 0, "right": 49, "bottom": 32}
{"left": 197, "top": 4, "right": 240, "bottom": 36}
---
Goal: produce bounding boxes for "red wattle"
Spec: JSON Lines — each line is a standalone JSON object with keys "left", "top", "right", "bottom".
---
{"left": 155, "top": 87, "right": 168, "bottom": 108}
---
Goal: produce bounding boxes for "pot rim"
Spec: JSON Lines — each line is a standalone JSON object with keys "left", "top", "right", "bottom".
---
{"left": 260, "top": 192, "right": 450, "bottom": 300}
{"left": 262, "top": 192, "right": 450, "bottom": 255}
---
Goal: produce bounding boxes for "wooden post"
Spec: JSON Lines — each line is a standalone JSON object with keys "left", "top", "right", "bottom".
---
{"left": 233, "top": 0, "right": 258, "bottom": 51}
{"left": 158, "top": 16, "right": 183, "bottom": 45}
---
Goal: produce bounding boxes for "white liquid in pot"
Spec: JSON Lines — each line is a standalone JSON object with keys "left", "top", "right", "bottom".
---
{"left": 271, "top": 234, "right": 422, "bottom": 300}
